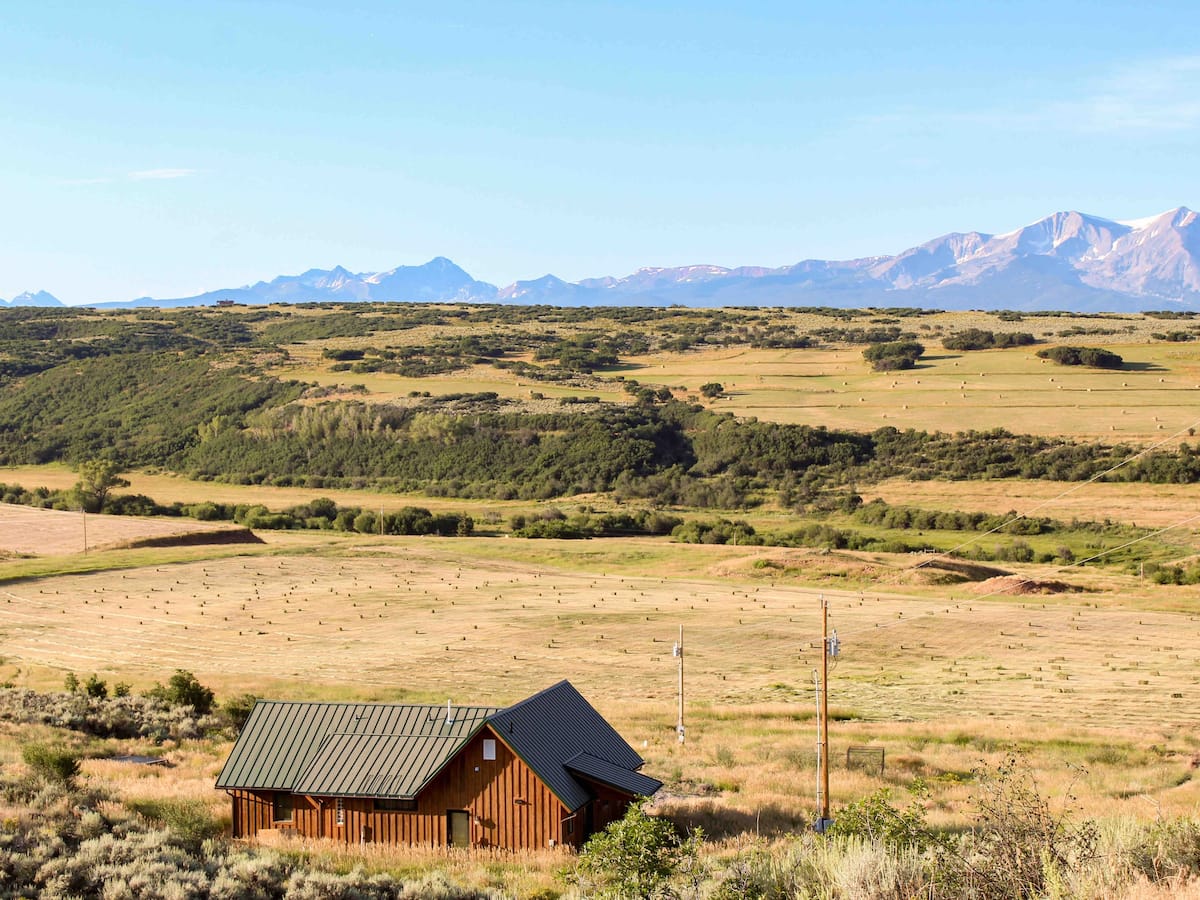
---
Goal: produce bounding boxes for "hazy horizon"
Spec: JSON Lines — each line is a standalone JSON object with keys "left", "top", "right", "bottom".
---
{"left": 3, "top": 1, "right": 1199, "bottom": 304}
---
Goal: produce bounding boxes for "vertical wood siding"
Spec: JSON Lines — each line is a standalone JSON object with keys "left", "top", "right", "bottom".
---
{"left": 227, "top": 727, "right": 573, "bottom": 851}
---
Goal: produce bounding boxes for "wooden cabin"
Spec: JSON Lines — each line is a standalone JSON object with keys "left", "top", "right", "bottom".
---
{"left": 215, "top": 680, "right": 661, "bottom": 850}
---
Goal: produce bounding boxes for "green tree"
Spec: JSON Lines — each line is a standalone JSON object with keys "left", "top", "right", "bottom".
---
{"left": 73, "top": 458, "right": 130, "bottom": 513}
{"left": 699, "top": 382, "right": 724, "bottom": 399}
{"left": 573, "top": 804, "right": 695, "bottom": 899}
{"left": 151, "top": 669, "right": 215, "bottom": 715}
{"left": 83, "top": 674, "right": 108, "bottom": 699}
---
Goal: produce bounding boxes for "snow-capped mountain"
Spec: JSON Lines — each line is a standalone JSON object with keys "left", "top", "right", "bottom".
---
{"left": 3, "top": 290, "right": 63, "bottom": 307}
{"left": 40, "top": 207, "right": 1200, "bottom": 312}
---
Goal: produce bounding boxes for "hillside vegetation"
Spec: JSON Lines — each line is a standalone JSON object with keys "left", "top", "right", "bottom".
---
{"left": 2, "top": 302, "right": 1200, "bottom": 898}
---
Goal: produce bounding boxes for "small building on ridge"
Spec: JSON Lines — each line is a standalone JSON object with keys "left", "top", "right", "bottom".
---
{"left": 214, "top": 680, "right": 661, "bottom": 850}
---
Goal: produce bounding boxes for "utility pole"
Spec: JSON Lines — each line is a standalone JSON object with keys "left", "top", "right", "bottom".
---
{"left": 81, "top": 507, "right": 88, "bottom": 555}
{"left": 814, "top": 594, "right": 836, "bottom": 833}
{"left": 673, "top": 625, "right": 685, "bottom": 744}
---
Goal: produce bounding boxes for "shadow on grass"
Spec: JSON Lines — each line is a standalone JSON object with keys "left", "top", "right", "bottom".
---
{"left": 656, "top": 799, "right": 813, "bottom": 840}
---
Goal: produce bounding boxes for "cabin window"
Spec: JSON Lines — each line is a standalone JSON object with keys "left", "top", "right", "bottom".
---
{"left": 272, "top": 792, "right": 294, "bottom": 823}
{"left": 375, "top": 798, "right": 418, "bottom": 812}
{"left": 335, "top": 797, "right": 345, "bottom": 825}
{"left": 482, "top": 739, "right": 496, "bottom": 761}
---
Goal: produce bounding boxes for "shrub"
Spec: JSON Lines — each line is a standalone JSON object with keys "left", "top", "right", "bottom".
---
{"left": 222, "top": 693, "right": 258, "bottom": 731}
{"left": 83, "top": 674, "right": 108, "bottom": 699}
{"left": 572, "top": 804, "right": 698, "bottom": 899}
{"left": 125, "top": 798, "right": 223, "bottom": 850}
{"left": 943, "top": 329, "right": 1035, "bottom": 350}
{"left": 863, "top": 340, "right": 924, "bottom": 371}
{"left": 150, "top": 670, "right": 215, "bottom": 715}
{"left": 22, "top": 742, "right": 81, "bottom": 787}
{"left": 829, "top": 783, "right": 938, "bottom": 852}
{"left": 1036, "top": 346, "right": 1124, "bottom": 369}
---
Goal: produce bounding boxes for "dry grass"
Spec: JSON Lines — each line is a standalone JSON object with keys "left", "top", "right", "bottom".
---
{"left": 253, "top": 309, "right": 1200, "bottom": 441}
{"left": 0, "top": 503, "right": 250, "bottom": 556}
{"left": 3, "top": 530, "right": 1199, "bottom": 836}
{"left": 863, "top": 478, "right": 1200, "bottom": 531}
{"left": 253, "top": 831, "right": 566, "bottom": 895}
{"left": 624, "top": 341, "right": 1200, "bottom": 440}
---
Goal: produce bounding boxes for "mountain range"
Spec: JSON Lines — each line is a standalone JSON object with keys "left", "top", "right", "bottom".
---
{"left": 7, "top": 207, "right": 1200, "bottom": 312}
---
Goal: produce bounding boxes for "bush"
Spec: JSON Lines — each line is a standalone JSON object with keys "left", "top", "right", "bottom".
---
{"left": 829, "top": 783, "right": 937, "bottom": 852}
{"left": 150, "top": 670, "right": 215, "bottom": 715}
{"left": 863, "top": 340, "right": 924, "bottom": 371}
{"left": 84, "top": 674, "right": 108, "bottom": 699}
{"left": 1036, "top": 346, "right": 1124, "bottom": 369}
{"left": 125, "top": 798, "right": 223, "bottom": 850}
{"left": 222, "top": 693, "right": 258, "bottom": 731}
{"left": 22, "top": 742, "right": 81, "bottom": 786}
{"left": 943, "top": 329, "right": 1035, "bottom": 351}
{"left": 572, "top": 804, "right": 700, "bottom": 899}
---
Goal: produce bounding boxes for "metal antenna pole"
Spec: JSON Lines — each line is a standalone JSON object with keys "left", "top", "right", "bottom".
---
{"left": 820, "top": 594, "right": 830, "bottom": 824}
{"left": 675, "top": 625, "right": 685, "bottom": 744}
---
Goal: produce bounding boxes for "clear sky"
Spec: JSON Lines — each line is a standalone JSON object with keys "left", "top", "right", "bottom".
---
{"left": 2, "top": 1, "right": 1199, "bottom": 304}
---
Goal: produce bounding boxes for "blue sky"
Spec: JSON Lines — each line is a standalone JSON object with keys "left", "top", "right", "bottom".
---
{"left": 2, "top": 1, "right": 1199, "bottom": 303}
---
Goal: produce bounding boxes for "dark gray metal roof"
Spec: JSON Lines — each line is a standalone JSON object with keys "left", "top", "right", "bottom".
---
{"left": 565, "top": 752, "right": 664, "bottom": 798}
{"left": 215, "top": 681, "right": 659, "bottom": 811}
{"left": 215, "top": 701, "right": 497, "bottom": 791}
{"left": 488, "top": 680, "right": 652, "bottom": 811}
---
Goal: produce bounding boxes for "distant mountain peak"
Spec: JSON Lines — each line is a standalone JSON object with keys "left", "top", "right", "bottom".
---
{"left": 49, "top": 205, "right": 1200, "bottom": 313}
{"left": 5, "top": 290, "right": 63, "bottom": 307}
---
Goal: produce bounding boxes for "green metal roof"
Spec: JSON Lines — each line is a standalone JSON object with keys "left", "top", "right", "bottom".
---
{"left": 215, "top": 701, "right": 497, "bottom": 792}
{"left": 215, "top": 681, "right": 661, "bottom": 811}
{"left": 292, "top": 731, "right": 480, "bottom": 798}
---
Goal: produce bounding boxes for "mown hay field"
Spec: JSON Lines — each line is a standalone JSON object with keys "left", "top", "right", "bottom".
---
{"left": 262, "top": 309, "right": 1200, "bottom": 441}
{"left": 3, "top": 531, "right": 1199, "bottom": 825}
{"left": 0, "top": 503, "right": 254, "bottom": 556}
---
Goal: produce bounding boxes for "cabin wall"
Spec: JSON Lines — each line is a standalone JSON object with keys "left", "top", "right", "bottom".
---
{"left": 585, "top": 781, "right": 638, "bottom": 836}
{"left": 227, "top": 728, "right": 570, "bottom": 851}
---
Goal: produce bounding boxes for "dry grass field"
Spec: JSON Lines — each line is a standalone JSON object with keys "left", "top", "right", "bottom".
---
{"left": 3, "top": 529, "right": 1199, "bottom": 829}
{"left": 262, "top": 308, "right": 1200, "bottom": 441}
{"left": 0, "top": 503, "right": 255, "bottom": 556}
{"left": 3, "top": 310, "right": 1199, "bottom": 880}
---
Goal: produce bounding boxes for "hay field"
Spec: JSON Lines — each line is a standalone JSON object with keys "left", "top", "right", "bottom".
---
{"left": 4, "top": 534, "right": 1197, "bottom": 732}
{"left": 0, "top": 464, "right": 535, "bottom": 520}
{"left": 262, "top": 309, "right": 1200, "bottom": 441}
{"left": 5, "top": 532, "right": 1200, "bottom": 824}
{"left": 0, "top": 503, "right": 253, "bottom": 556}
{"left": 622, "top": 343, "right": 1200, "bottom": 440}
{"left": 863, "top": 478, "right": 1200, "bottom": 531}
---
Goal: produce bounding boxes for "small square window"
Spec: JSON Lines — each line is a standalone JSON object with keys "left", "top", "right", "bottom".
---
{"left": 482, "top": 739, "right": 496, "bottom": 761}
{"left": 335, "top": 797, "right": 345, "bottom": 825}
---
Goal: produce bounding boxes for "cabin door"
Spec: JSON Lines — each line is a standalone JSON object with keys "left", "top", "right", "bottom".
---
{"left": 447, "top": 810, "right": 471, "bottom": 848}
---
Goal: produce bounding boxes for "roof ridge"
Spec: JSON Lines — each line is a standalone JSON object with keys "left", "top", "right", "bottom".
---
{"left": 326, "top": 729, "right": 488, "bottom": 739}
{"left": 254, "top": 699, "right": 499, "bottom": 710}
{"left": 489, "top": 678, "right": 573, "bottom": 719}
